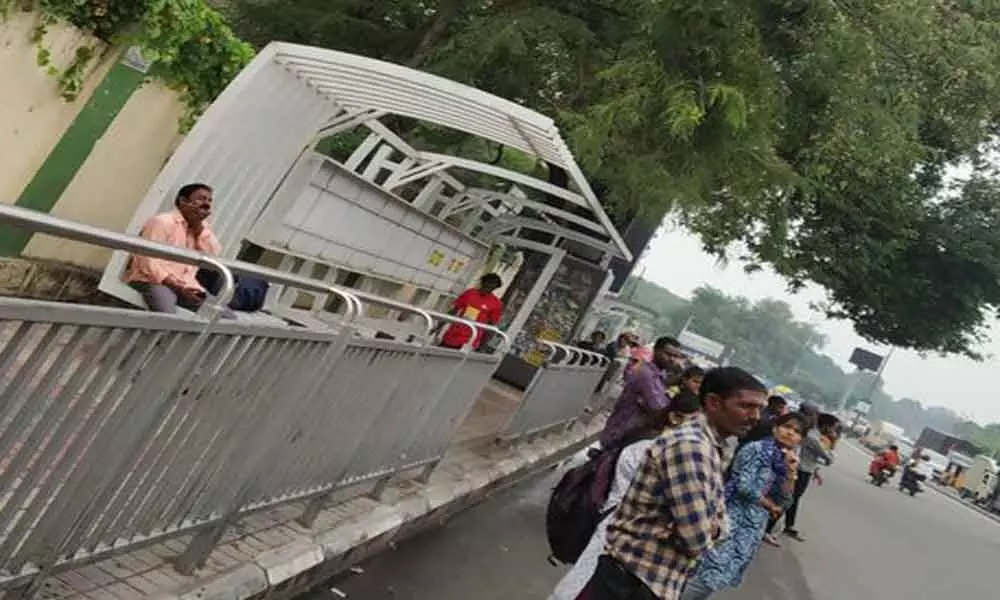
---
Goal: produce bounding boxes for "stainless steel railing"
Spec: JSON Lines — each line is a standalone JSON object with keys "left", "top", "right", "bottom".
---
{"left": 0, "top": 204, "right": 507, "bottom": 586}
{"left": 498, "top": 340, "right": 609, "bottom": 441}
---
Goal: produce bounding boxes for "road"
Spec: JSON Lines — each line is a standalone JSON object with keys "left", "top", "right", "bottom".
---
{"left": 304, "top": 440, "right": 1000, "bottom": 600}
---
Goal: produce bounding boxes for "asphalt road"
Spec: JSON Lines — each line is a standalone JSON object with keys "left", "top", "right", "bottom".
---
{"left": 304, "top": 441, "right": 1000, "bottom": 600}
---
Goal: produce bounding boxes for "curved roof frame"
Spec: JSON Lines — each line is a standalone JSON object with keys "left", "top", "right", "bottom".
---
{"left": 271, "top": 42, "right": 631, "bottom": 261}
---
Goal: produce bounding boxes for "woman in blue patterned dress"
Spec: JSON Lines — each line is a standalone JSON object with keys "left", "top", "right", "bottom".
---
{"left": 679, "top": 412, "right": 808, "bottom": 600}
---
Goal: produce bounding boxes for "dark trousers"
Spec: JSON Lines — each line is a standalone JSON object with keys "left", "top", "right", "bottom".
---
{"left": 578, "top": 555, "right": 657, "bottom": 600}
{"left": 767, "top": 470, "right": 812, "bottom": 533}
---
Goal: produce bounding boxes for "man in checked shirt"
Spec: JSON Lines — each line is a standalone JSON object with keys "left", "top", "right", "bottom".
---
{"left": 578, "top": 367, "right": 768, "bottom": 600}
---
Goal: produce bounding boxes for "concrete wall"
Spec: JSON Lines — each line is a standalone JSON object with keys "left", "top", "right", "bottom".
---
{"left": 23, "top": 80, "right": 186, "bottom": 268}
{"left": 0, "top": 11, "right": 113, "bottom": 204}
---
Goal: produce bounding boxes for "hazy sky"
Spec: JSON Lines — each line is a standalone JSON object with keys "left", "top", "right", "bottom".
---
{"left": 639, "top": 223, "right": 1000, "bottom": 424}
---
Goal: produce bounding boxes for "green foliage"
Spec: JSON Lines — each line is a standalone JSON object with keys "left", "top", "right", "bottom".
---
{"left": 137, "top": 1, "right": 255, "bottom": 129}
{"left": 628, "top": 276, "right": 1000, "bottom": 452}
{"left": 222, "top": 0, "right": 1000, "bottom": 356}
{"left": 619, "top": 277, "right": 690, "bottom": 334}
{"left": 20, "top": 0, "right": 253, "bottom": 127}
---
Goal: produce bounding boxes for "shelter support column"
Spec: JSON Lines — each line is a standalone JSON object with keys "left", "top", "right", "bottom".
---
{"left": 503, "top": 248, "right": 565, "bottom": 343}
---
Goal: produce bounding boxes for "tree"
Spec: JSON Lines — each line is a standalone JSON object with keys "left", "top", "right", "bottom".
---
{"left": 224, "top": 0, "right": 1000, "bottom": 357}
{"left": 570, "top": 0, "right": 1000, "bottom": 357}
{"left": 645, "top": 284, "right": 827, "bottom": 384}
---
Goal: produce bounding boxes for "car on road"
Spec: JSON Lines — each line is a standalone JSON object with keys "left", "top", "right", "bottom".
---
{"left": 922, "top": 449, "right": 949, "bottom": 483}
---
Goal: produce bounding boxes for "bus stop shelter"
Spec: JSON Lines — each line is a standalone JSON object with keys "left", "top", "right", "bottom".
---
{"left": 99, "top": 42, "right": 631, "bottom": 341}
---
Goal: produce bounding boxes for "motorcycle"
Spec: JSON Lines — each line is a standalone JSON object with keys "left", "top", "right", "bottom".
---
{"left": 898, "top": 466, "right": 925, "bottom": 496}
{"left": 869, "top": 466, "right": 895, "bottom": 487}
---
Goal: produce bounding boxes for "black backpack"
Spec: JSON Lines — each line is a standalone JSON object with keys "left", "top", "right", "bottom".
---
{"left": 545, "top": 445, "right": 624, "bottom": 564}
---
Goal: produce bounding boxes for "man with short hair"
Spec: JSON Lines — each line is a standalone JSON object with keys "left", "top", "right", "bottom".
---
{"left": 125, "top": 183, "right": 221, "bottom": 313}
{"left": 599, "top": 336, "right": 687, "bottom": 449}
{"left": 580, "top": 367, "right": 768, "bottom": 600}
{"left": 739, "top": 394, "right": 789, "bottom": 447}
{"left": 578, "top": 330, "right": 608, "bottom": 352}
{"left": 440, "top": 273, "right": 504, "bottom": 350}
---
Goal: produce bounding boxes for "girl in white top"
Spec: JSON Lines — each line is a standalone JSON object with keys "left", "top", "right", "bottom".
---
{"left": 548, "top": 439, "right": 655, "bottom": 600}
{"left": 548, "top": 398, "right": 702, "bottom": 600}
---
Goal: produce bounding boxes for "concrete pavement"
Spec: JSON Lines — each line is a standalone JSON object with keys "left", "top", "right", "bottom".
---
{"left": 304, "top": 440, "right": 1000, "bottom": 600}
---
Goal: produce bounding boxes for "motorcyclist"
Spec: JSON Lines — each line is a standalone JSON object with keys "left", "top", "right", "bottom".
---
{"left": 900, "top": 452, "right": 932, "bottom": 493}
{"left": 869, "top": 444, "right": 900, "bottom": 479}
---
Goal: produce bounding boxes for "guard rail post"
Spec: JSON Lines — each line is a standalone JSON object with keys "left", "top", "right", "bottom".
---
{"left": 497, "top": 339, "right": 609, "bottom": 442}
{"left": 173, "top": 285, "right": 363, "bottom": 575}
{"left": 0, "top": 205, "right": 237, "bottom": 599}
{"left": 295, "top": 296, "right": 436, "bottom": 527}
{"left": 412, "top": 313, "right": 509, "bottom": 483}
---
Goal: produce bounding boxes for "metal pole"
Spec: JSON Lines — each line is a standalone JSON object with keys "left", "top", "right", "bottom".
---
{"left": 862, "top": 347, "right": 895, "bottom": 405}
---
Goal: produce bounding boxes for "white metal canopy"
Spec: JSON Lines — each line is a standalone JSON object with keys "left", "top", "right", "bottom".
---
{"left": 272, "top": 43, "right": 631, "bottom": 260}
{"left": 100, "top": 41, "right": 631, "bottom": 310}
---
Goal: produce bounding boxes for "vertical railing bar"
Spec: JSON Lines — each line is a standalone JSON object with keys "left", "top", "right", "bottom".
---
{"left": 165, "top": 336, "right": 289, "bottom": 525}
{"left": 276, "top": 336, "right": 365, "bottom": 506}
{"left": 277, "top": 334, "right": 359, "bottom": 496}
{"left": 152, "top": 336, "right": 276, "bottom": 528}
{"left": 174, "top": 337, "right": 328, "bottom": 573}
{"left": 0, "top": 327, "right": 114, "bottom": 532}
{"left": 0, "top": 322, "right": 35, "bottom": 397}
{"left": 260, "top": 332, "right": 358, "bottom": 497}
{"left": 75, "top": 330, "right": 212, "bottom": 552}
{"left": 333, "top": 347, "right": 411, "bottom": 483}
{"left": 96, "top": 334, "right": 236, "bottom": 544}
{"left": 391, "top": 350, "right": 469, "bottom": 470}
{"left": 297, "top": 344, "right": 419, "bottom": 524}
{"left": 342, "top": 343, "right": 435, "bottom": 479}
{"left": 0, "top": 326, "right": 87, "bottom": 470}
{"left": 28, "top": 330, "right": 195, "bottom": 561}
{"left": 0, "top": 327, "right": 107, "bottom": 527}
{"left": 104, "top": 333, "right": 238, "bottom": 539}
{"left": 0, "top": 329, "right": 153, "bottom": 567}
{"left": 224, "top": 338, "right": 330, "bottom": 506}
{"left": 132, "top": 334, "right": 252, "bottom": 535}
{"left": 245, "top": 340, "right": 332, "bottom": 499}
{"left": 175, "top": 337, "right": 303, "bottom": 524}
{"left": 0, "top": 324, "right": 64, "bottom": 429}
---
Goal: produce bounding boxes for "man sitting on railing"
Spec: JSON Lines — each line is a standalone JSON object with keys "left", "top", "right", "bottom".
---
{"left": 123, "top": 183, "right": 269, "bottom": 315}
{"left": 124, "top": 183, "right": 221, "bottom": 313}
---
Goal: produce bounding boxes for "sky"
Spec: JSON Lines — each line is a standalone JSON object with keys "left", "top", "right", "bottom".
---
{"left": 638, "top": 223, "right": 1000, "bottom": 425}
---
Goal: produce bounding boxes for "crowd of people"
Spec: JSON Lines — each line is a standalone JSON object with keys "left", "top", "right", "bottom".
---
{"left": 550, "top": 333, "right": 842, "bottom": 600}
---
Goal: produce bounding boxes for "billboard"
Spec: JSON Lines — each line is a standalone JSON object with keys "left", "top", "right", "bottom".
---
{"left": 849, "top": 347, "right": 884, "bottom": 372}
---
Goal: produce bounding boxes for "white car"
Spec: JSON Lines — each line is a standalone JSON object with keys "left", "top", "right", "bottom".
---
{"left": 921, "top": 450, "right": 949, "bottom": 482}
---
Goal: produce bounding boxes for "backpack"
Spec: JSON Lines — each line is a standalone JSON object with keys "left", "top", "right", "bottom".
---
{"left": 545, "top": 445, "right": 624, "bottom": 564}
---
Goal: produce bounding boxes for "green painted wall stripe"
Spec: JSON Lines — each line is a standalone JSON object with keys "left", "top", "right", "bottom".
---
{"left": 0, "top": 61, "right": 146, "bottom": 256}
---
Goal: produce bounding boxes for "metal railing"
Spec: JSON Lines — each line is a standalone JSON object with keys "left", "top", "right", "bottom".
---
{"left": 0, "top": 204, "right": 509, "bottom": 588}
{"left": 498, "top": 340, "right": 609, "bottom": 441}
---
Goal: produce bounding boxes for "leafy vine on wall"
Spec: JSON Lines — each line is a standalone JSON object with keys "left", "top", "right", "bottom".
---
{"left": 6, "top": 0, "right": 254, "bottom": 129}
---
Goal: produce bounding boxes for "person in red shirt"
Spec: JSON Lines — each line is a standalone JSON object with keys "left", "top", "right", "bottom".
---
{"left": 869, "top": 444, "right": 901, "bottom": 477}
{"left": 440, "top": 273, "right": 504, "bottom": 350}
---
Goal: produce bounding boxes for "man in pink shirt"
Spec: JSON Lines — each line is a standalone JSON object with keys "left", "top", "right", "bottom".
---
{"left": 124, "top": 183, "right": 222, "bottom": 313}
